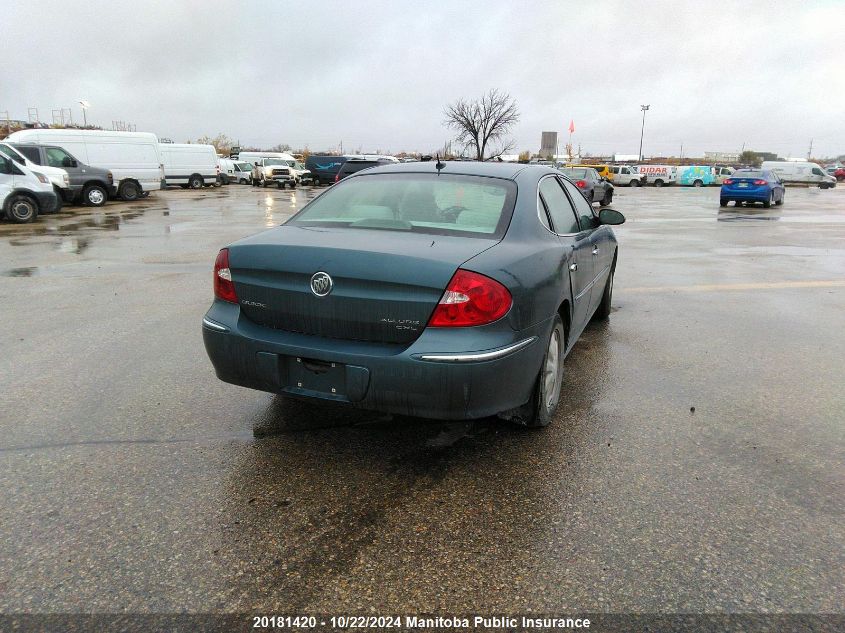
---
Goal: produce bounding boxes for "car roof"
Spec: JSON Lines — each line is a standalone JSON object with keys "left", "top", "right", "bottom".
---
{"left": 351, "top": 160, "right": 531, "bottom": 180}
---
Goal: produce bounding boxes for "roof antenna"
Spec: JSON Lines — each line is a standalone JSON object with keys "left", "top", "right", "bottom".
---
{"left": 435, "top": 153, "right": 445, "bottom": 172}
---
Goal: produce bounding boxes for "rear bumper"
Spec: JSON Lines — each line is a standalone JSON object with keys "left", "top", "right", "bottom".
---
{"left": 202, "top": 300, "right": 549, "bottom": 420}
{"left": 721, "top": 188, "right": 770, "bottom": 201}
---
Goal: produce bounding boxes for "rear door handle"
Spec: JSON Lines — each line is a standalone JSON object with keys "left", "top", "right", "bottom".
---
{"left": 592, "top": 246, "right": 599, "bottom": 255}
{"left": 569, "top": 263, "right": 578, "bottom": 271}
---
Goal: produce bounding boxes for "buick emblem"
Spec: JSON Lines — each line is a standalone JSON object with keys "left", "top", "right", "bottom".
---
{"left": 310, "top": 271, "right": 333, "bottom": 297}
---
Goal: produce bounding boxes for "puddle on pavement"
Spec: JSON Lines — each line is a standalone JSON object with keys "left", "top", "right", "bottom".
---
{"left": 718, "top": 208, "right": 782, "bottom": 222}
{"left": 3, "top": 266, "right": 38, "bottom": 277}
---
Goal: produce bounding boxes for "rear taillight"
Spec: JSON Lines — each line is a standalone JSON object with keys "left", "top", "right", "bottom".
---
{"left": 334, "top": 173, "right": 340, "bottom": 183}
{"left": 723, "top": 178, "right": 734, "bottom": 185}
{"left": 753, "top": 179, "right": 767, "bottom": 185}
{"left": 575, "top": 180, "right": 586, "bottom": 188}
{"left": 214, "top": 248, "right": 238, "bottom": 303}
{"left": 428, "top": 269, "right": 512, "bottom": 327}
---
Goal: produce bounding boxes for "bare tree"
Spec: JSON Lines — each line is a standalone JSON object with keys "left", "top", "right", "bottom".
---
{"left": 197, "top": 133, "right": 234, "bottom": 155}
{"left": 443, "top": 89, "right": 520, "bottom": 161}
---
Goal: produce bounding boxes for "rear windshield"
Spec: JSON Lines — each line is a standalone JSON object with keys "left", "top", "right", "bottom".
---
{"left": 560, "top": 168, "right": 589, "bottom": 179}
{"left": 290, "top": 173, "right": 517, "bottom": 238}
{"left": 733, "top": 171, "right": 764, "bottom": 179}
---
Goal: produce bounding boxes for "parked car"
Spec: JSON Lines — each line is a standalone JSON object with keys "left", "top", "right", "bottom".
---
{"left": 720, "top": 169, "right": 785, "bottom": 208}
{"left": 10, "top": 142, "right": 114, "bottom": 206}
{"left": 569, "top": 164, "right": 611, "bottom": 180}
{"left": 334, "top": 158, "right": 394, "bottom": 182}
{"left": 7, "top": 129, "right": 164, "bottom": 201}
{"left": 0, "top": 142, "right": 70, "bottom": 211}
{"left": 558, "top": 167, "right": 614, "bottom": 205}
{"left": 609, "top": 165, "right": 646, "bottom": 186}
{"left": 159, "top": 143, "right": 219, "bottom": 189}
{"left": 202, "top": 162, "right": 624, "bottom": 427}
{"left": 834, "top": 167, "right": 845, "bottom": 182}
{"left": 761, "top": 161, "right": 836, "bottom": 189}
{"left": 305, "top": 155, "right": 350, "bottom": 185}
{"left": 0, "top": 154, "right": 57, "bottom": 223}
{"left": 635, "top": 164, "right": 677, "bottom": 187}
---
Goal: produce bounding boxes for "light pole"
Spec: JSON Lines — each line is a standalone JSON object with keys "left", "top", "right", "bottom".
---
{"left": 638, "top": 104, "right": 650, "bottom": 161}
{"left": 78, "top": 100, "right": 90, "bottom": 127}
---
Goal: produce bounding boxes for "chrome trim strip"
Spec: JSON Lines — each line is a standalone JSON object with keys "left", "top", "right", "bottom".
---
{"left": 416, "top": 336, "right": 537, "bottom": 363}
{"left": 202, "top": 317, "right": 229, "bottom": 332}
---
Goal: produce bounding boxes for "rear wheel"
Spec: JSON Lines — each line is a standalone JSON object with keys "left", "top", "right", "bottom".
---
{"left": 508, "top": 315, "right": 565, "bottom": 428}
{"left": 188, "top": 175, "right": 203, "bottom": 189}
{"left": 654, "top": 179, "right": 664, "bottom": 187}
{"left": 601, "top": 190, "right": 613, "bottom": 206}
{"left": 720, "top": 198, "right": 728, "bottom": 207}
{"left": 118, "top": 180, "right": 140, "bottom": 201}
{"left": 763, "top": 192, "right": 773, "bottom": 209}
{"left": 82, "top": 184, "right": 108, "bottom": 207}
{"left": 775, "top": 191, "right": 784, "bottom": 206}
{"left": 693, "top": 179, "right": 703, "bottom": 187}
{"left": 629, "top": 179, "right": 639, "bottom": 187}
{"left": 5, "top": 194, "right": 38, "bottom": 223}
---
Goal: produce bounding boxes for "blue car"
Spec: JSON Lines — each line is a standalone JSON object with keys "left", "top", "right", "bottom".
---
{"left": 720, "top": 169, "right": 785, "bottom": 208}
{"left": 202, "top": 162, "right": 625, "bottom": 427}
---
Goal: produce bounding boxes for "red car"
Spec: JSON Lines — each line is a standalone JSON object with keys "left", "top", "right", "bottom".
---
{"left": 835, "top": 168, "right": 845, "bottom": 182}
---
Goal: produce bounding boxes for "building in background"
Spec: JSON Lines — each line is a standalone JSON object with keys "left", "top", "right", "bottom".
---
{"left": 540, "top": 131, "right": 558, "bottom": 159}
{"left": 705, "top": 151, "right": 740, "bottom": 162}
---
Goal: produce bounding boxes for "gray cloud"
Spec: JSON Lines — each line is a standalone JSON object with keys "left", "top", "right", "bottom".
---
{"left": 2, "top": 0, "right": 843, "bottom": 157}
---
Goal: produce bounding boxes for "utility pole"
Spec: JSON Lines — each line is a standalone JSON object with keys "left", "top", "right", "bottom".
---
{"left": 638, "top": 104, "right": 650, "bottom": 162}
{"left": 807, "top": 139, "right": 813, "bottom": 160}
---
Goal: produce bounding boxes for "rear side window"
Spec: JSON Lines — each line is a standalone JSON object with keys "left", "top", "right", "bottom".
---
{"left": 15, "top": 146, "right": 41, "bottom": 164}
{"left": 560, "top": 178, "right": 595, "bottom": 231}
{"left": 539, "top": 177, "right": 579, "bottom": 234}
{"left": 291, "top": 173, "right": 516, "bottom": 238}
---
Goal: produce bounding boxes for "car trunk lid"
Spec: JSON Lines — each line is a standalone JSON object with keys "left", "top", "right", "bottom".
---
{"left": 228, "top": 225, "right": 498, "bottom": 344}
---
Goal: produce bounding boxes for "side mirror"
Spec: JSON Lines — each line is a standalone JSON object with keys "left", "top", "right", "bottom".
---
{"left": 62, "top": 157, "right": 77, "bottom": 167}
{"left": 599, "top": 208, "right": 626, "bottom": 225}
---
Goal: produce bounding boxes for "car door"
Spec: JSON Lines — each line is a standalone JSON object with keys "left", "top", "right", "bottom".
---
{"left": 561, "top": 178, "right": 607, "bottom": 317}
{"left": 538, "top": 175, "right": 594, "bottom": 338}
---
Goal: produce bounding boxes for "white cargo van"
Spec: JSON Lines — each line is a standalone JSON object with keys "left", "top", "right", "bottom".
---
{"left": 609, "top": 165, "right": 646, "bottom": 186}
{"left": 760, "top": 161, "right": 836, "bottom": 188}
{"left": 7, "top": 129, "right": 164, "bottom": 201}
{"left": 218, "top": 158, "right": 253, "bottom": 184}
{"left": 635, "top": 164, "right": 677, "bottom": 187}
{"left": 0, "top": 154, "right": 58, "bottom": 223}
{"left": 159, "top": 143, "right": 218, "bottom": 188}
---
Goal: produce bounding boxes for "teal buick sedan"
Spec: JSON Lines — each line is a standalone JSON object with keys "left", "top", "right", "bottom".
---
{"left": 203, "top": 161, "right": 624, "bottom": 427}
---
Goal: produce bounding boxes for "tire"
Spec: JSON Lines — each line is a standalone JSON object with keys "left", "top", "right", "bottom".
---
{"left": 188, "top": 175, "right": 203, "bottom": 189}
{"left": 763, "top": 192, "right": 772, "bottom": 209}
{"left": 277, "top": 182, "right": 284, "bottom": 189}
{"left": 513, "top": 315, "right": 565, "bottom": 428}
{"left": 262, "top": 178, "right": 269, "bottom": 188}
{"left": 289, "top": 182, "right": 297, "bottom": 189}
{"left": 82, "top": 184, "right": 108, "bottom": 207}
{"left": 654, "top": 179, "right": 664, "bottom": 187}
{"left": 593, "top": 266, "right": 614, "bottom": 321}
{"left": 629, "top": 179, "right": 639, "bottom": 187}
{"left": 601, "top": 190, "right": 613, "bottom": 206}
{"left": 720, "top": 198, "right": 728, "bottom": 207}
{"left": 693, "top": 179, "right": 703, "bottom": 187}
{"left": 118, "top": 180, "right": 140, "bottom": 201}
{"left": 5, "top": 194, "right": 38, "bottom": 223}
{"left": 220, "top": 174, "right": 229, "bottom": 185}
{"left": 775, "top": 192, "right": 784, "bottom": 206}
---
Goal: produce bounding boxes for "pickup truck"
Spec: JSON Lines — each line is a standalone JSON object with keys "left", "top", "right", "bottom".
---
{"left": 250, "top": 158, "right": 297, "bottom": 189}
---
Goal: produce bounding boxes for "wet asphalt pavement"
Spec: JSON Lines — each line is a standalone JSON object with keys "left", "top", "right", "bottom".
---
{"left": 0, "top": 182, "right": 843, "bottom": 614}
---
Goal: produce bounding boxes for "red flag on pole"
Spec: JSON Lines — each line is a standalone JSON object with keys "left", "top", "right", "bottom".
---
{"left": 568, "top": 120, "right": 575, "bottom": 134}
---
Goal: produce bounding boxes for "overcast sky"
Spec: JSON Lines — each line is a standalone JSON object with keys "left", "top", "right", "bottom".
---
{"left": 3, "top": 0, "right": 844, "bottom": 158}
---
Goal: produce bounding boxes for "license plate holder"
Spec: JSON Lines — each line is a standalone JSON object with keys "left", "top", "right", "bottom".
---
{"left": 286, "top": 356, "right": 347, "bottom": 398}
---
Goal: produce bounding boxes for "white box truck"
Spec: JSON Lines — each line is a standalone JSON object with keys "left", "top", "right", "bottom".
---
{"left": 635, "top": 164, "right": 677, "bottom": 187}
{"left": 6, "top": 129, "right": 164, "bottom": 201}
{"left": 760, "top": 161, "right": 836, "bottom": 188}
{"left": 159, "top": 143, "right": 219, "bottom": 188}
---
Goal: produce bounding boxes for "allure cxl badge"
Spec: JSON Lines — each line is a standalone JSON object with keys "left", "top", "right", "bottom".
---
{"left": 310, "top": 271, "right": 333, "bottom": 297}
